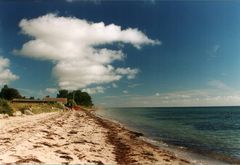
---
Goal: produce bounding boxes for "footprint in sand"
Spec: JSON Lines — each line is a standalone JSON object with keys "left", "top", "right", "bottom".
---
{"left": 15, "top": 156, "right": 42, "bottom": 163}
{"left": 68, "top": 130, "right": 78, "bottom": 134}
{"left": 55, "top": 150, "right": 69, "bottom": 155}
{"left": 60, "top": 155, "right": 73, "bottom": 161}
{"left": 55, "top": 150, "right": 73, "bottom": 161}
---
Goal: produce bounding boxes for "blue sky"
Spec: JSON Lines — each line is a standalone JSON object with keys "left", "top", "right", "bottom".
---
{"left": 1, "top": 1, "right": 240, "bottom": 107}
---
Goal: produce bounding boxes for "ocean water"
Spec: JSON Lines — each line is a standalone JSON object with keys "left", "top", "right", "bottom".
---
{"left": 97, "top": 107, "right": 240, "bottom": 163}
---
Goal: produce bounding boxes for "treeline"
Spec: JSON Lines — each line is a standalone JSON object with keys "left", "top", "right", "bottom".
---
{"left": 57, "top": 89, "right": 93, "bottom": 107}
{"left": 0, "top": 85, "right": 93, "bottom": 107}
{"left": 0, "top": 85, "right": 36, "bottom": 100}
{"left": 0, "top": 85, "right": 21, "bottom": 115}
{"left": 0, "top": 85, "right": 21, "bottom": 100}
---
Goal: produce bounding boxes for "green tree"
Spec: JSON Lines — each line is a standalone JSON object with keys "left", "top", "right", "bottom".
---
{"left": 74, "top": 90, "right": 93, "bottom": 107}
{"left": 57, "top": 89, "right": 93, "bottom": 107}
{"left": 29, "top": 96, "right": 34, "bottom": 100}
{"left": 66, "top": 99, "right": 77, "bottom": 107}
{"left": 72, "top": 90, "right": 82, "bottom": 105}
{"left": 67, "top": 91, "right": 74, "bottom": 100}
{"left": 0, "top": 85, "right": 21, "bottom": 100}
{"left": 57, "top": 89, "right": 69, "bottom": 98}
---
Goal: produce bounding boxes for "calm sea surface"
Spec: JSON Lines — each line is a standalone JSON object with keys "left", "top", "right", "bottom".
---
{"left": 97, "top": 107, "right": 240, "bottom": 163}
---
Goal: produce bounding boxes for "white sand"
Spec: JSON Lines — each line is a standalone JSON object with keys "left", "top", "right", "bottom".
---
{"left": 0, "top": 111, "right": 115, "bottom": 164}
{"left": 0, "top": 110, "right": 194, "bottom": 164}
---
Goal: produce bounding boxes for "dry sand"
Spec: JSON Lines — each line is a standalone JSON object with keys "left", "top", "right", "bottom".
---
{"left": 0, "top": 110, "right": 192, "bottom": 164}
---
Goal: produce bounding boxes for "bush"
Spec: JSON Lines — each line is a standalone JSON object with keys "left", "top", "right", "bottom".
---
{"left": 47, "top": 102, "right": 65, "bottom": 109}
{"left": 0, "top": 98, "right": 14, "bottom": 115}
{"left": 66, "top": 99, "right": 77, "bottom": 107}
{"left": 18, "top": 105, "right": 30, "bottom": 114}
{"left": 0, "top": 85, "right": 21, "bottom": 100}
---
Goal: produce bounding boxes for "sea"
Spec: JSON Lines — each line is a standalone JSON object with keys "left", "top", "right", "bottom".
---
{"left": 96, "top": 106, "right": 240, "bottom": 164}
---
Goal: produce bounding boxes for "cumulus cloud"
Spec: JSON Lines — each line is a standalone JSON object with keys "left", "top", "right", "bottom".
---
{"left": 115, "top": 67, "right": 139, "bottom": 79}
{"left": 82, "top": 86, "right": 104, "bottom": 94}
{"left": 16, "top": 14, "right": 159, "bottom": 90}
{"left": 0, "top": 56, "right": 19, "bottom": 85}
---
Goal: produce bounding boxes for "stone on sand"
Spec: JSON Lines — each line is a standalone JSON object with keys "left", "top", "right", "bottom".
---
{"left": 13, "top": 111, "right": 22, "bottom": 117}
{"left": 25, "top": 110, "right": 34, "bottom": 115}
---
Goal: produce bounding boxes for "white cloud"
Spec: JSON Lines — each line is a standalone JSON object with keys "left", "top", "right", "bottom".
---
{"left": 45, "top": 88, "right": 58, "bottom": 94}
{"left": 82, "top": 86, "right": 104, "bottom": 94}
{"left": 128, "top": 83, "right": 142, "bottom": 88}
{"left": 115, "top": 67, "right": 139, "bottom": 79}
{"left": 123, "top": 90, "right": 128, "bottom": 94}
{"left": 112, "top": 83, "right": 118, "bottom": 88}
{"left": 208, "top": 80, "right": 231, "bottom": 90}
{"left": 100, "top": 89, "right": 240, "bottom": 107}
{"left": 0, "top": 56, "right": 19, "bottom": 85}
{"left": 16, "top": 14, "right": 159, "bottom": 90}
{"left": 207, "top": 44, "right": 220, "bottom": 58}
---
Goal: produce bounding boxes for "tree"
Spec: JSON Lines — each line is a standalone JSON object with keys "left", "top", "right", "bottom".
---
{"left": 57, "top": 89, "right": 93, "bottom": 107}
{"left": 66, "top": 99, "right": 77, "bottom": 107}
{"left": 57, "top": 89, "right": 69, "bottom": 98}
{"left": 74, "top": 90, "right": 93, "bottom": 107}
{"left": 29, "top": 96, "right": 34, "bottom": 100}
{"left": 0, "top": 85, "right": 22, "bottom": 100}
{"left": 73, "top": 90, "right": 82, "bottom": 105}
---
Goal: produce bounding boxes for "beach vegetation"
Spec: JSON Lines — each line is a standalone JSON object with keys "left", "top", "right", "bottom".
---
{"left": 0, "top": 98, "right": 14, "bottom": 115}
{"left": 74, "top": 91, "right": 93, "bottom": 107}
{"left": 57, "top": 89, "right": 69, "bottom": 98}
{"left": 11, "top": 103, "right": 64, "bottom": 114}
{"left": 0, "top": 85, "right": 21, "bottom": 100}
{"left": 57, "top": 89, "right": 93, "bottom": 107}
{"left": 47, "top": 102, "right": 65, "bottom": 109}
{"left": 66, "top": 99, "right": 77, "bottom": 107}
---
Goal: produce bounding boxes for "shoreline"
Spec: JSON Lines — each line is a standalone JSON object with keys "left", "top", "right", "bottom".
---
{"left": 0, "top": 109, "right": 232, "bottom": 164}
{"left": 92, "top": 109, "right": 231, "bottom": 165}
{"left": 84, "top": 109, "right": 192, "bottom": 164}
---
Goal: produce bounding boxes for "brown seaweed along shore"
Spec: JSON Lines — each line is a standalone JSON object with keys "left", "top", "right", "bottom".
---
{"left": 0, "top": 109, "right": 192, "bottom": 164}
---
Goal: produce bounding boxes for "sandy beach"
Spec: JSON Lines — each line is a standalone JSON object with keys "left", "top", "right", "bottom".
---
{"left": 0, "top": 109, "right": 192, "bottom": 164}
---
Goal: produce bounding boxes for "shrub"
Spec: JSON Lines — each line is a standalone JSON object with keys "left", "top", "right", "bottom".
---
{"left": 0, "top": 85, "right": 21, "bottom": 100}
{"left": 0, "top": 98, "right": 14, "bottom": 115}
{"left": 18, "top": 105, "right": 30, "bottom": 114}
{"left": 66, "top": 99, "right": 77, "bottom": 107}
{"left": 48, "top": 102, "right": 65, "bottom": 109}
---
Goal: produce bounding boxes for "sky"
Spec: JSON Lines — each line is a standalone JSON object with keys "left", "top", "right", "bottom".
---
{"left": 1, "top": 0, "right": 240, "bottom": 107}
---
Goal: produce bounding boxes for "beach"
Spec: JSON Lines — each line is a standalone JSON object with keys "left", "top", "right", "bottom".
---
{"left": 0, "top": 109, "right": 192, "bottom": 164}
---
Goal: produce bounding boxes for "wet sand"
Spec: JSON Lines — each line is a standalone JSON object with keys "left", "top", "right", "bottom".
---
{"left": 0, "top": 110, "right": 192, "bottom": 164}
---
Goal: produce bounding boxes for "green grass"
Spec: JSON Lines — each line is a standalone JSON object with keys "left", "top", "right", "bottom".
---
{"left": 11, "top": 102, "right": 65, "bottom": 115}
{"left": 0, "top": 98, "right": 14, "bottom": 116}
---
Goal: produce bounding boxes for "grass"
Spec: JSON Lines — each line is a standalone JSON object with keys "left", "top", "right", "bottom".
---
{"left": 11, "top": 102, "right": 65, "bottom": 114}
{"left": 0, "top": 98, "right": 14, "bottom": 115}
